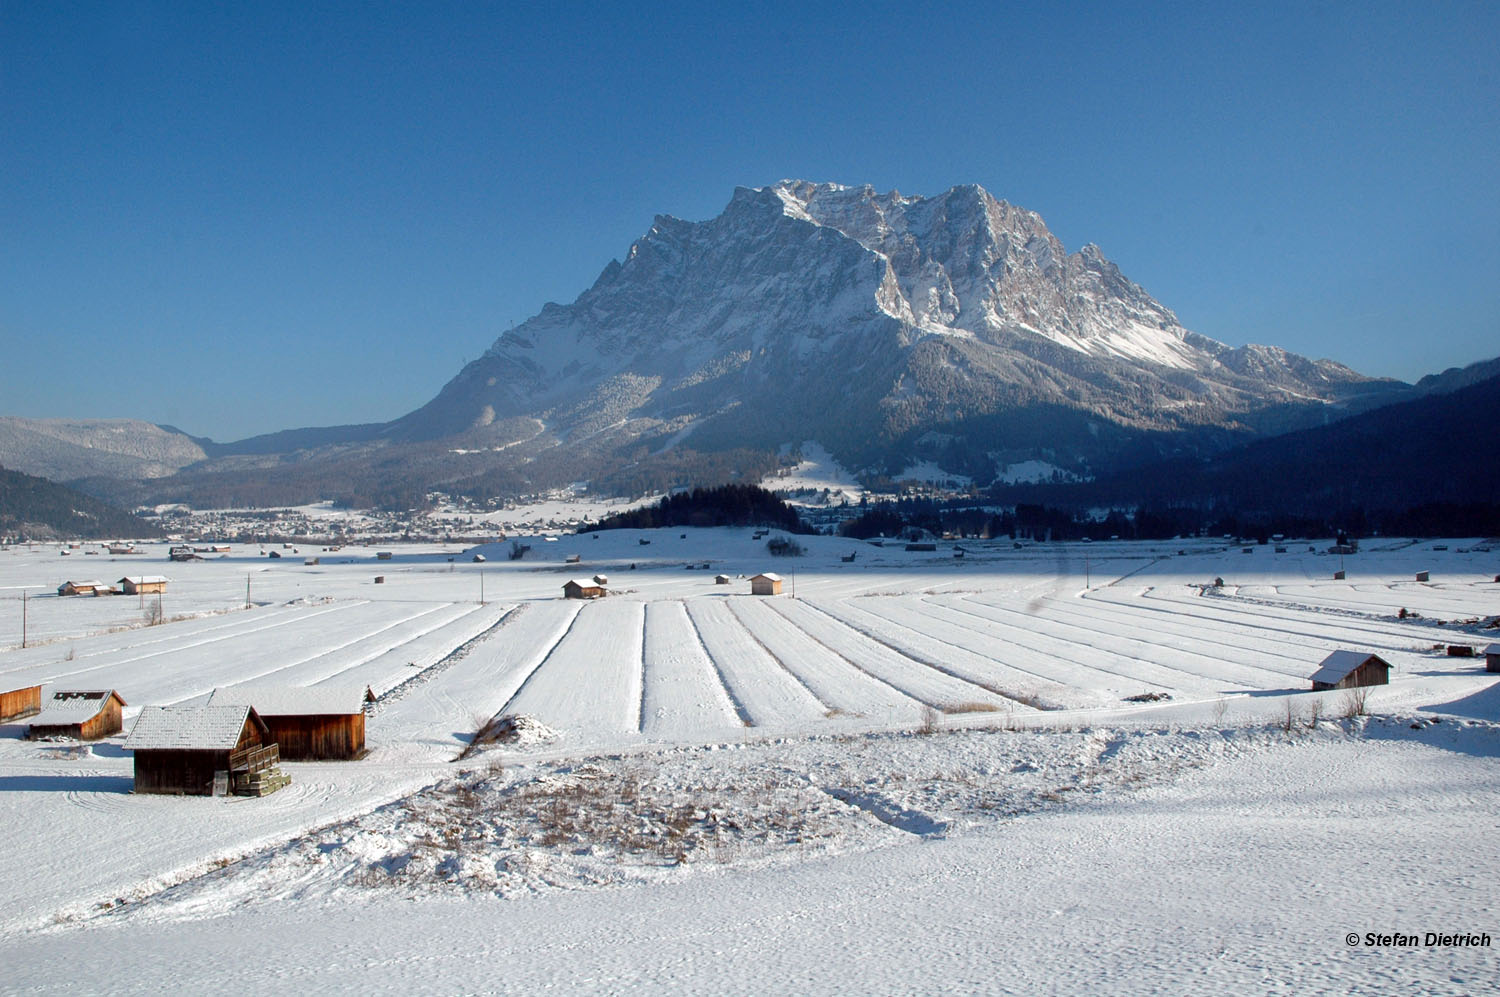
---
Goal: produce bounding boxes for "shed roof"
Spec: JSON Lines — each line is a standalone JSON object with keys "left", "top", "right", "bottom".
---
{"left": 30, "top": 690, "right": 124, "bottom": 727}
{"left": 59, "top": 579, "right": 106, "bottom": 589}
{"left": 751, "top": 572, "right": 783, "bottom": 582}
{"left": 1310, "top": 650, "right": 1389, "bottom": 686}
{"left": 118, "top": 575, "right": 169, "bottom": 585}
{"left": 1486, "top": 644, "right": 1500, "bottom": 656}
{"left": 564, "top": 578, "right": 603, "bottom": 589}
{"left": 124, "top": 705, "right": 259, "bottom": 751}
{"left": 207, "top": 684, "right": 367, "bottom": 717}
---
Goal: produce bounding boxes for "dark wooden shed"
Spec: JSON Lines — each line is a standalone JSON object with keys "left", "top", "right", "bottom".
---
{"left": 1310, "top": 650, "right": 1392, "bottom": 691}
{"left": 125, "top": 705, "right": 272, "bottom": 795}
{"left": 27, "top": 689, "right": 126, "bottom": 740}
{"left": 563, "top": 578, "right": 604, "bottom": 599}
{"left": 1486, "top": 644, "right": 1500, "bottom": 674}
{"left": 0, "top": 685, "right": 42, "bottom": 723}
{"left": 207, "top": 685, "right": 369, "bottom": 760}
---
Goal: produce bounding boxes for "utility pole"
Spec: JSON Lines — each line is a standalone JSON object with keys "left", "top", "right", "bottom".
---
{"left": 21, "top": 590, "right": 26, "bottom": 649}
{"left": 246, "top": 575, "right": 251, "bottom": 609}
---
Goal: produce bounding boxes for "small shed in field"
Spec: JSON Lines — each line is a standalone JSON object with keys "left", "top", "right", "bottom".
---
{"left": 1485, "top": 644, "right": 1500, "bottom": 673}
{"left": 125, "top": 705, "right": 272, "bottom": 795}
{"left": 1310, "top": 650, "right": 1392, "bottom": 691}
{"left": 57, "top": 579, "right": 106, "bottom": 596}
{"left": 27, "top": 689, "right": 126, "bottom": 740}
{"left": 118, "top": 575, "right": 168, "bottom": 595}
{"left": 563, "top": 578, "right": 605, "bottom": 599}
{"left": 208, "top": 685, "right": 369, "bottom": 760}
{"left": 0, "top": 685, "right": 42, "bottom": 723}
{"left": 750, "top": 572, "right": 783, "bottom": 596}
{"left": 715, "top": 573, "right": 731, "bottom": 585}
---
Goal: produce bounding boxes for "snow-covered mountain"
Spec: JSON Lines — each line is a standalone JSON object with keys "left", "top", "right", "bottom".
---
{"left": 389, "top": 181, "right": 1398, "bottom": 481}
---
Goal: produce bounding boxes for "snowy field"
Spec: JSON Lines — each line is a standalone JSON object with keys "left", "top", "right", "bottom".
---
{"left": 1, "top": 531, "right": 1497, "bottom": 992}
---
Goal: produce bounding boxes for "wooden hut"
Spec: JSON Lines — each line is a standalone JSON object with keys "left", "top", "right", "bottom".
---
{"left": 1310, "top": 650, "right": 1392, "bottom": 691}
{"left": 563, "top": 578, "right": 605, "bottom": 599}
{"left": 0, "top": 685, "right": 42, "bottom": 723}
{"left": 125, "top": 705, "right": 282, "bottom": 796}
{"left": 207, "top": 685, "right": 368, "bottom": 761}
{"left": 27, "top": 690, "right": 126, "bottom": 740}
{"left": 118, "top": 575, "right": 168, "bottom": 595}
{"left": 57, "top": 579, "right": 106, "bottom": 596}
{"left": 715, "top": 573, "right": 731, "bottom": 585}
{"left": 750, "top": 572, "right": 783, "bottom": 595}
{"left": 1485, "top": 644, "right": 1500, "bottom": 674}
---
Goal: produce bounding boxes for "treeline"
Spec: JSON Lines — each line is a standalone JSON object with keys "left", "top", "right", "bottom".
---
{"left": 0, "top": 464, "right": 160, "bottom": 539}
{"left": 837, "top": 495, "right": 1500, "bottom": 542}
{"left": 583, "top": 484, "right": 813, "bottom": 533}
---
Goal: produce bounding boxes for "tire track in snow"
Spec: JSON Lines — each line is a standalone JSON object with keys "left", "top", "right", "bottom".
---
{"left": 680, "top": 602, "right": 755, "bottom": 728}
{"left": 722, "top": 600, "right": 831, "bottom": 713}
{"left": 938, "top": 594, "right": 1292, "bottom": 691}
{"left": 488, "top": 601, "right": 586, "bottom": 718}
{"left": 777, "top": 599, "right": 1012, "bottom": 710}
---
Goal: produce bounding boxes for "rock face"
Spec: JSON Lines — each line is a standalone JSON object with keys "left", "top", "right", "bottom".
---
{"left": 388, "top": 181, "right": 1398, "bottom": 480}
{"left": 7, "top": 182, "right": 1418, "bottom": 501}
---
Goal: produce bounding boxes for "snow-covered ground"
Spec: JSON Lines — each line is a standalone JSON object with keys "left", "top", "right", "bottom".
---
{"left": 0, "top": 532, "right": 1496, "bottom": 992}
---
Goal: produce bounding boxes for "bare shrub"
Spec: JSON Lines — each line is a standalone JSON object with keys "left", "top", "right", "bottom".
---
{"left": 1342, "top": 686, "right": 1369, "bottom": 719}
{"left": 1280, "top": 699, "right": 1301, "bottom": 734}
{"left": 918, "top": 704, "right": 941, "bottom": 736}
{"left": 1307, "top": 698, "right": 1325, "bottom": 729}
{"left": 1211, "top": 697, "right": 1228, "bottom": 726}
{"left": 142, "top": 601, "right": 165, "bottom": 627}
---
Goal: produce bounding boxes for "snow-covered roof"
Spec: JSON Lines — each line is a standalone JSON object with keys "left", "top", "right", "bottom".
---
{"left": 59, "top": 579, "right": 106, "bottom": 589}
{"left": 1485, "top": 644, "right": 1500, "bottom": 656}
{"left": 119, "top": 575, "right": 169, "bottom": 585}
{"left": 124, "top": 705, "right": 257, "bottom": 751}
{"left": 751, "top": 572, "right": 783, "bottom": 582}
{"left": 1310, "top": 650, "right": 1389, "bottom": 685}
{"left": 207, "top": 684, "right": 368, "bottom": 717}
{"left": 29, "top": 690, "right": 123, "bottom": 727}
{"left": 564, "top": 578, "right": 604, "bottom": 588}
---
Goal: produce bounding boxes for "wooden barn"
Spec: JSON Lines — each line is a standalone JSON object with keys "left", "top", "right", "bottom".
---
{"left": 0, "top": 685, "right": 42, "bottom": 723}
{"left": 207, "top": 685, "right": 369, "bottom": 761}
{"left": 125, "top": 705, "right": 283, "bottom": 796}
{"left": 1310, "top": 650, "right": 1392, "bottom": 691}
{"left": 27, "top": 689, "right": 126, "bottom": 740}
{"left": 118, "top": 575, "right": 168, "bottom": 595}
{"left": 57, "top": 579, "right": 106, "bottom": 596}
{"left": 563, "top": 578, "right": 605, "bottom": 599}
{"left": 1486, "top": 644, "right": 1500, "bottom": 674}
{"left": 750, "top": 572, "right": 783, "bottom": 595}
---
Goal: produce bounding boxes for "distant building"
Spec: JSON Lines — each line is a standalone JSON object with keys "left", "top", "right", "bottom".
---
{"left": 563, "top": 579, "right": 605, "bottom": 599}
{"left": 118, "top": 575, "right": 168, "bottom": 595}
{"left": 1486, "top": 644, "right": 1500, "bottom": 674}
{"left": 750, "top": 572, "right": 783, "bottom": 596}
{"left": 27, "top": 690, "right": 126, "bottom": 741}
{"left": 1310, "top": 650, "right": 1392, "bottom": 691}
{"left": 57, "top": 579, "right": 106, "bottom": 596}
{"left": 715, "top": 574, "right": 731, "bottom": 585}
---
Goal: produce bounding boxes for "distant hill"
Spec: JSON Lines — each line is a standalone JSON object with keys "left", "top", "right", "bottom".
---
{"left": 1011, "top": 372, "right": 1500, "bottom": 529}
{"left": 0, "top": 464, "right": 159, "bottom": 540}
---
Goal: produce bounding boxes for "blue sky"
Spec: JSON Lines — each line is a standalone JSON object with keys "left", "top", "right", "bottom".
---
{"left": 3, "top": 1, "right": 1496, "bottom": 441}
